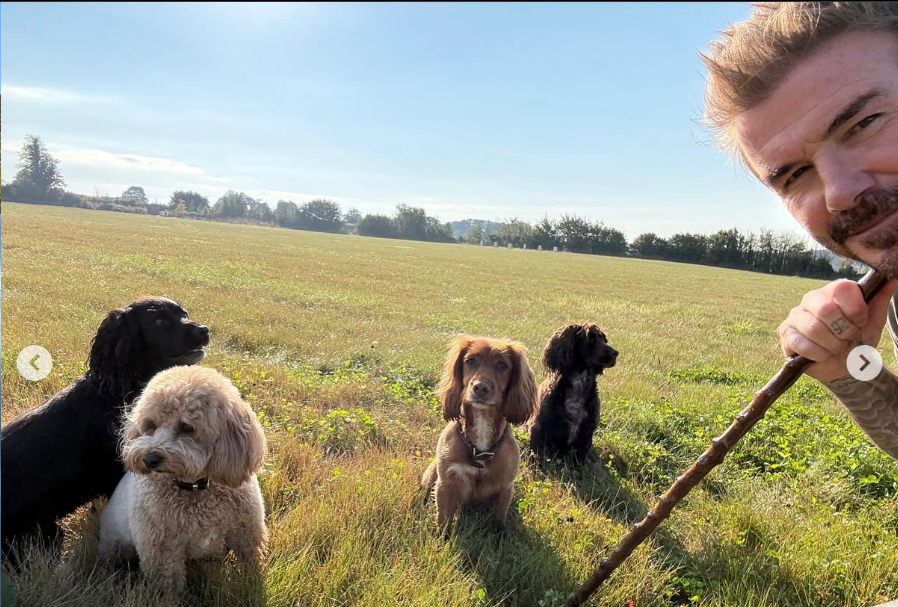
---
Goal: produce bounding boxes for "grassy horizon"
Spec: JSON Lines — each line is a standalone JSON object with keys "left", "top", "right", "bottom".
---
{"left": 2, "top": 201, "right": 897, "bottom": 607}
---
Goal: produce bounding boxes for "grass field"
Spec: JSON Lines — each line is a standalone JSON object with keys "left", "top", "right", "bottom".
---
{"left": 2, "top": 201, "right": 897, "bottom": 607}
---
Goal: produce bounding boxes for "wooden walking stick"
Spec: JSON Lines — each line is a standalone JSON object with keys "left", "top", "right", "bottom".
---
{"left": 563, "top": 268, "right": 891, "bottom": 607}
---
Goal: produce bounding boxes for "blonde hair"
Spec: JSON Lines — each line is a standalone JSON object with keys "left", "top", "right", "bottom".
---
{"left": 700, "top": 2, "right": 898, "bottom": 164}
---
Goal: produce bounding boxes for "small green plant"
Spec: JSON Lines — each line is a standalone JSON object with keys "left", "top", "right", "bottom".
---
{"left": 668, "top": 365, "right": 755, "bottom": 386}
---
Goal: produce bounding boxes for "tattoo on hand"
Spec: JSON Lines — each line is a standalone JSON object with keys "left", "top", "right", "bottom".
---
{"left": 830, "top": 318, "right": 849, "bottom": 335}
{"left": 825, "top": 373, "right": 898, "bottom": 460}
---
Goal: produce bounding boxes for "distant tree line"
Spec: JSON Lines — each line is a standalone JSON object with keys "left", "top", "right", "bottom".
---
{"left": 1, "top": 134, "right": 864, "bottom": 281}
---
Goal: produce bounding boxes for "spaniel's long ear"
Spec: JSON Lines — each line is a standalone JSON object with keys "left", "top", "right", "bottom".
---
{"left": 542, "top": 325, "right": 579, "bottom": 372}
{"left": 503, "top": 343, "right": 538, "bottom": 425}
{"left": 207, "top": 392, "right": 267, "bottom": 488}
{"left": 436, "top": 336, "right": 471, "bottom": 421}
{"left": 88, "top": 304, "right": 142, "bottom": 395}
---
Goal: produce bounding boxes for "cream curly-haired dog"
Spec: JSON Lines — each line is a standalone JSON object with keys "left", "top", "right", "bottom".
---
{"left": 98, "top": 365, "right": 268, "bottom": 596}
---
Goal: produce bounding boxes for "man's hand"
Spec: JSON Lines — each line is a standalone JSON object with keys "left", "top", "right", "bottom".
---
{"left": 778, "top": 277, "right": 898, "bottom": 383}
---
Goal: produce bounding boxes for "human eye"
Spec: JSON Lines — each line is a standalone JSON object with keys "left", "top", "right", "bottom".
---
{"left": 854, "top": 114, "right": 882, "bottom": 130}
{"left": 784, "top": 166, "right": 810, "bottom": 189}
{"left": 849, "top": 113, "right": 882, "bottom": 135}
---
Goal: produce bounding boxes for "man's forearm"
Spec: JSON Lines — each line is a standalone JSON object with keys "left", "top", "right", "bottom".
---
{"left": 825, "top": 369, "right": 898, "bottom": 460}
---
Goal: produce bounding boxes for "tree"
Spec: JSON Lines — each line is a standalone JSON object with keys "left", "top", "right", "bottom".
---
{"left": 704, "top": 228, "right": 745, "bottom": 266}
{"left": 393, "top": 204, "right": 427, "bottom": 240}
{"left": 424, "top": 216, "right": 456, "bottom": 243}
{"left": 495, "top": 217, "right": 534, "bottom": 248}
{"left": 298, "top": 198, "right": 344, "bottom": 232}
{"left": 463, "top": 224, "right": 484, "bottom": 244}
{"left": 556, "top": 214, "right": 591, "bottom": 252}
{"left": 630, "top": 232, "right": 669, "bottom": 258}
{"left": 344, "top": 207, "right": 362, "bottom": 224}
{"left": 169, "top": 190, "right": 209, "bottom": 214}
{"left": 213, "top": 190, "right": 250, "bottom": 218}
{"left": 274, "top": 200, "right": 299, "bottom": 228}
{"left": 121, "top": 186, "right": 148, "bottom": 205}
{"left": 532, "top": 216, "right": 558, "bottom": 250}
{"left": 246, "top": 199, "right": 273, "bottom": 222}
{"left": 667, "top": 233, "right": 708, "bottom": 263}
{"left": 357, "top": 214, "right": 397, "bottom": 238}
{"left": 588, "top": 221, "right": 628, "bottom": 256}
{"left": 14, "top": 134, "right": 66, "bottom": 202}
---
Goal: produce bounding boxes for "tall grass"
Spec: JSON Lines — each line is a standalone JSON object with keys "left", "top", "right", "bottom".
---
{"left": 2, "top": 202, "right": 897, "bottom": 607}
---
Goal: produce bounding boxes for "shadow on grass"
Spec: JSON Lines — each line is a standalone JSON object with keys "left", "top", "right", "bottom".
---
{"left": 1, "top": 503, "right": 270, "bottom": 607}
{"left": 445, "top": 502, "right": 578, "bottom": 607}
{"left": 524, "top": 447, "right": 705, "bottom": 605}
{"left": 523, "top": 443, "right": 846, "bottom": 607}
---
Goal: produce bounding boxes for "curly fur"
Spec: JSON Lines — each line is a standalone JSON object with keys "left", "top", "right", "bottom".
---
{"left": 421, "top": 335, "right": 538, "bottom": 534}
{"left": 98, "top": 365, "right": 268, "bottom": 597}
{"left": 526, "top": 323, "right": 618, "bottom": 465}
{"left": 1, "top": 296, "right": 209, "bottom": 563}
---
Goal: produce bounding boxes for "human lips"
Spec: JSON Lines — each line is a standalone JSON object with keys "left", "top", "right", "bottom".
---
{"left": 829, "top": 185, "right": 898, "bottom": 246}
{"left": 848, "top": 204, "right": 898, "bottom": 239}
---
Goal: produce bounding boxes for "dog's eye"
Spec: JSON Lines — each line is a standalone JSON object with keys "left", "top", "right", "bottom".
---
{"left": 144, "top": 421, "right": 157, "bottom": 434}
{"left": 465, "top": 358, "right": 476, "bottom": 366}
{"left": 180, "top": 422, "right": 195, "bottom": 435}
{"left": 497, "top": 362, "right": 508, "bottom": 371}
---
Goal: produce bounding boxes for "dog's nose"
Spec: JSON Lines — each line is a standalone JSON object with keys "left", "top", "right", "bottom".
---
{"left": 196, "top": 324, "right": 209, "bottom": 338}
{"left": 472, "top": 381, "right": 491, "bottom": 397}
{"left": 143, "top": 452, "right": 163, "bottom": 469}
{"left": 608, "top": 348, "right": 618, "bottom": 358}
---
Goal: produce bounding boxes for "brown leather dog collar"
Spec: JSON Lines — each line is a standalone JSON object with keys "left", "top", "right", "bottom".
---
{"left": 456, "top": 422, "right": 509, "bottom": 468}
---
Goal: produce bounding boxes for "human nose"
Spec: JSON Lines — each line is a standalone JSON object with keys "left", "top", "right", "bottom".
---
{"left": 818, "top": 154, "right": 876, "bottom": 213}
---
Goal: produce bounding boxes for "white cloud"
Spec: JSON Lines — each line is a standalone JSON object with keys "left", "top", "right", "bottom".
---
{"left": 52, "top": 146, "right": 206, "bottom": 175}
{"left": 0, "top": 84, "right": 114, "bottom": 104}
{"left": 248, "top": 188, "right": 338, "bottom": 203}
{"left": 2, "top": 138, "right": 206, "bottom": 176}
{"left": 173, "top": 184, "right": 356, "bottom": 206}
{"left": 194, "top": 175, "right": 231, "bottom": 185}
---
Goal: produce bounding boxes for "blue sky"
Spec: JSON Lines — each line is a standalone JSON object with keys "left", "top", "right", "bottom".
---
{"left": 1, "top": 2, "right": 809, "bottom": 242}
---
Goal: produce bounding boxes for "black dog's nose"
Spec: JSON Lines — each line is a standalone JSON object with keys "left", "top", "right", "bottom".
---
{"left": 609, "top": 348, "right": 618, "bottom": 358}
{"left": 143, "top": 452, "right": 163, "bottom": 469}
{"left": 473, "top": 381, "right": 491, "bottom": 397}
{"left": 196, "top": 324, "right": 209, "bottom": 338}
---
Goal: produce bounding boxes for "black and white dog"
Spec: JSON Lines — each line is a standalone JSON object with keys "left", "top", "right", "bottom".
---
{"left": 526, "top": 323, "right": 618, "bottom": 465}
{"left": 1, "top": 296, "right": 209, "bottom": 563}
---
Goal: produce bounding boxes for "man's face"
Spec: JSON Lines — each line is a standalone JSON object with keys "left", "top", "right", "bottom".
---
{"left": 736, "top": 30, "right": 898, "bottom": 275}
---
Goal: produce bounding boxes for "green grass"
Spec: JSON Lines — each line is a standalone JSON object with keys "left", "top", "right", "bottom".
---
{"left": 2, "top": 201, "right": 897, "bottom": 607}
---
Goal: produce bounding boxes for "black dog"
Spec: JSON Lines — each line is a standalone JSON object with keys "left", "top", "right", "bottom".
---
{"left": 1, "top": 296, "right": 209, "bottom": 562}
{"left": 526, "top": 323, "right": 618, "bottom": 465}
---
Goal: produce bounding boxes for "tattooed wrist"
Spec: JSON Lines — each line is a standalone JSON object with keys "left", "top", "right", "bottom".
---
{"left": 824, "top": 371, "right": 898, "bottom": 459}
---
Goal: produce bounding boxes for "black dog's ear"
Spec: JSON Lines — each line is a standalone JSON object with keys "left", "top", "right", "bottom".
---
{"left": 87, "top": 303, "right": 143, "bottom": 396}
{"left": 88, "top": 306, "right": 126, "bottom": 373}
{"left": 542, "top": 324, "right": 580, "bottom": 372}
{"left": 586, "top": 325, "right": 607, "bottom": 349}
{"left": 586, "top": 324, "right": 616, "bottom": 374}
